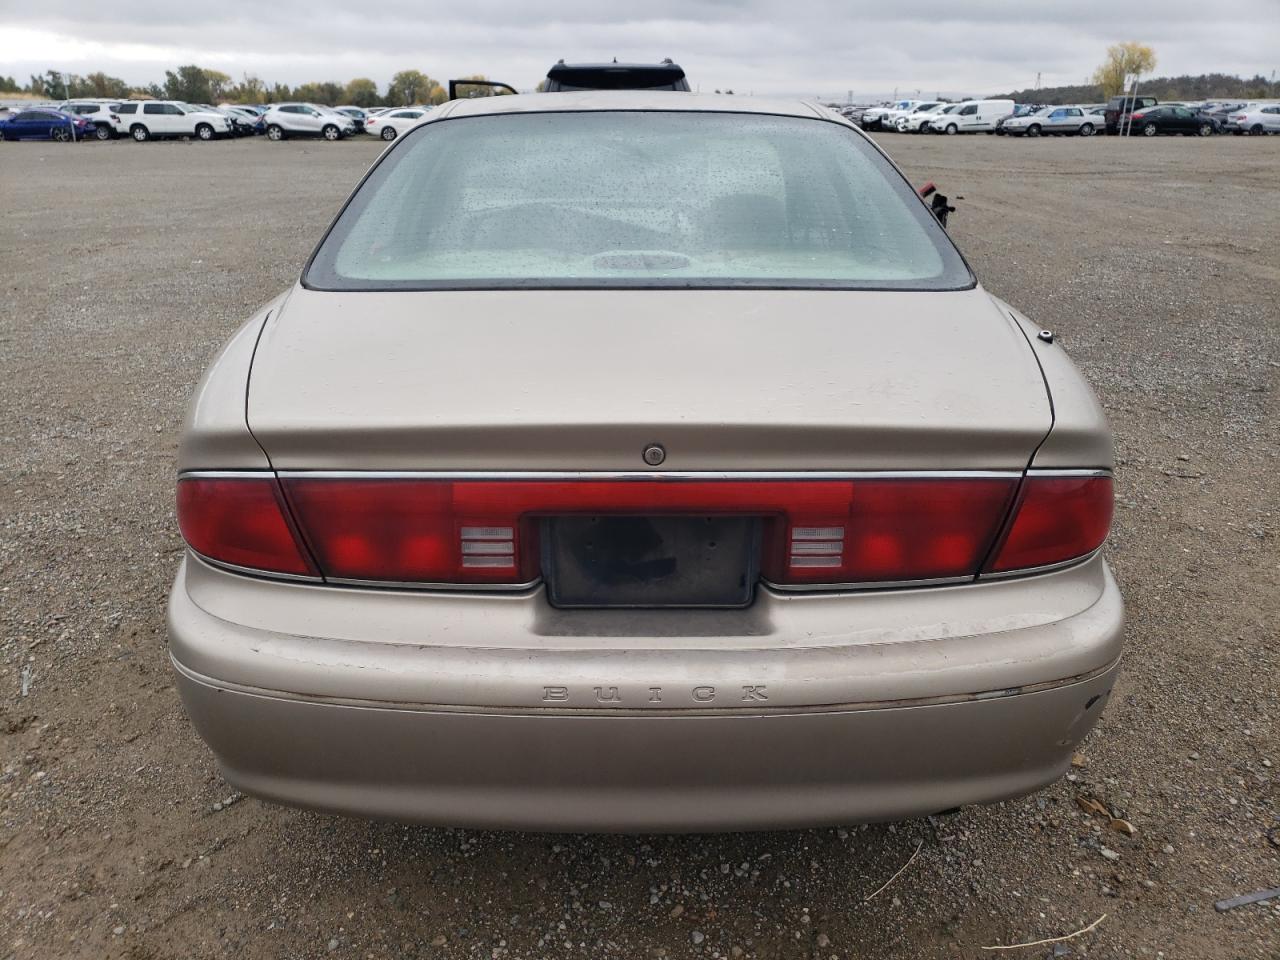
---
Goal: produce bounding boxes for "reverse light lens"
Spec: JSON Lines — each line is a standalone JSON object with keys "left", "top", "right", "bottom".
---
{"left": 988, "top": 475, "right": 1114, "bottom": 573}
{"left": 176, "top": 477, "right": 315, "bottom": 576}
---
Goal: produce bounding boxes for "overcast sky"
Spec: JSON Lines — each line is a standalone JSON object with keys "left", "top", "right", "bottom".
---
{"left": 1, "top": 0, "right": 1277, "bottom": 98}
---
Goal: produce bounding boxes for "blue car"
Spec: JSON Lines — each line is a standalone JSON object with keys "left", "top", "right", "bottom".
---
{"left": 0, "top": 108, "right": 96, "bottom": 142}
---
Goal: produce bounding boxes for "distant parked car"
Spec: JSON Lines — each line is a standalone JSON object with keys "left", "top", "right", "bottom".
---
{"left": 994, "top": 104, "right": 1042, "bottom": 135}
{"left": 1002, "top": 105, "right": 1101, "bottom": 137}
{"left": 365, "top": 107, "right": 429, "bottom": 141}
{"left": 1126, "top": 105, "right": 1217, "bottom": 137}
{"left": 188, "top": 104, "right": 258, "bottom": 137}
{"left": 899, "top": 103, "right": 957, "bottom": 133}
{"left": 0, "top": 108, "right": 95, "bottom": 141}
{"left": 1103, "top": 95, "right": 1158, "bottom": 134}
{"left": 58, "top": 101, "right": 125, "bottom": 139}
{"left": 1200, "top": 102, "right": 1246, "bottom": 132}
{"left": 861, "top": 100, "right": 922, "bottom": 130}
{"left": 889, "top": 102, "right": 944, "bottom": 132}
{"left": 333, "top": 106, "right": 370, "bottom": 130}
{"left": 1229, "top": 104, "right": 1280, "bottom": 135}
{"left": 113, "top": 101, "right": 233, "bottom": 141}
{"left": 222, "top": 106, "right": 267, "bottom": 135}
{"left": 262, "top": 103, "right": 356, "bottom": 141}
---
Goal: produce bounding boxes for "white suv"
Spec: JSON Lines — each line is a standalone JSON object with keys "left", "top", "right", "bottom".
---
{"left": 262, "top": 103, "right": 356, "bottom": 141}
{"left": 113, "top": 101, "right": 232, "bottom": 141}
{"left": 58, "top": 101, "right": 126, "bottom": 139}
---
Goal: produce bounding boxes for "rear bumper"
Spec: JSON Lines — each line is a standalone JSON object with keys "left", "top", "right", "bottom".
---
{"left": 175, "top": 660, "right": 1118, "bottom": 832}
{"left": 168, "top": 554, "right": 1124, "bottom": 832}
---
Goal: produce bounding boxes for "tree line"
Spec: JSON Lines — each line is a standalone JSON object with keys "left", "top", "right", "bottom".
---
{"left": 1003, "top": 73, "right": 1279, "bottom": 105}
{"left": 14, "top": 66, "right": 500, "bottom": 106}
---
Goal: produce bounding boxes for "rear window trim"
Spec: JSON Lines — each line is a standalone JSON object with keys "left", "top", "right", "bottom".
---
{"left": 300, "top": 107, "right": 978, "bottom": 295}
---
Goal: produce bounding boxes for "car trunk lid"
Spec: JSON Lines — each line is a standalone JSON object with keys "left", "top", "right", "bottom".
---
{"left": 247, "top": 285, "right": 1050, "bottom": 471}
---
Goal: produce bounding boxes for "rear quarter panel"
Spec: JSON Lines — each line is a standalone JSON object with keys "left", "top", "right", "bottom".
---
{"left": 992, "top": 296, "right": 1113, "bottom": 469}
{"left": 178, "top": 294, "right": 287, "bottom": 470}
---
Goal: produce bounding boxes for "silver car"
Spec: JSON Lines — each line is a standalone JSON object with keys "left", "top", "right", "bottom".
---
{"left": 171, "top": 92, "right": 1123, "bottom": 832}
{"left": 1003, "top": 105, "right": 1102, "bottom": 137}
{"left": 262, "top": 102, "right": 355, "bottom": 141}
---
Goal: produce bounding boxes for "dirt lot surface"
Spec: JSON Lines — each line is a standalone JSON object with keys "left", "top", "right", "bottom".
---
{"left": 1, "top": 130, "right": 1277, "bottom": 960}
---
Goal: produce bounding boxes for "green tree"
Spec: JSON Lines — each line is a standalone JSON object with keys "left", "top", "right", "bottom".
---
{"left": 225, "top": 74, "right": 266, "bottom": 104}
{"left": 386, "top": 70, "right": 441, "bottom": 106}
{"left": 199, "top": 69, "right": 230, "bottom": 101}
{"left": 164, "top": 65, "right": 212, "bottom": 102}
{"left": 294, "top": 81, "right": 343, "bottom": 105}
{"left": 30, "top": 71, "right": 69, "bottom": 99}
{"left": 1092, "top": 42, "right": 1157, "bottom": 98}
{"left": 343, "top": 77, "right": 381, "bottom": 107}
{"left": 57, "top": 72, "right": 128, "bottom": 98}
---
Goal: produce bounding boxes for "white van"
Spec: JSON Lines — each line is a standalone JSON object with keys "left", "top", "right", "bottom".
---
{"left": 931, "top": 99, "right": 1014, "bottom": 135}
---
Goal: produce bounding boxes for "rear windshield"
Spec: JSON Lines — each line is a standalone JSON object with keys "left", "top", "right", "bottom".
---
{"left": 305, "top": 111, "right": 973, "bottom": 291}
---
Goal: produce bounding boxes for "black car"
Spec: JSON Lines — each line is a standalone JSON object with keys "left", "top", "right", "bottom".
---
{"left": 544, "top": 59, "right": 690, "bottom": 92}
{"left": 1104, "top": 95, "right": 1158, "bottom": 134}
{"left": 1127, "top": 105, "right": 1217, "bottom": 137}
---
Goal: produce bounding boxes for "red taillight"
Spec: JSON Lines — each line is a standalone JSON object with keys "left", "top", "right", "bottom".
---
{"left": 179, "top": 474, "right": 1113, "bottom": 586}
{"left": 987, "top": 475, "right": 1113, "bottom": 573}
{"left": 762, "top": 478, "right": 1016, "bottom": 584}
{"left": 282, "top": 479, "right": 525, "bottom": 584}
{"left": 1131, "top": 112, "right": 1145, "bottom": 120}
{"left": 279, "top": 477, "right": 1019, "bottom": 586}
{"left": 177, "top": 477, "right": 316, "bottom": 576}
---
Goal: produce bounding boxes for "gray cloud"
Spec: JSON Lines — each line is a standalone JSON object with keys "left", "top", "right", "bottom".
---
{"left": 2, "top": 0, "right": 1276, "bottom": 97}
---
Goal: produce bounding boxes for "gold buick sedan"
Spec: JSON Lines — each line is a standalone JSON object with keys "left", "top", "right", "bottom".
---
{"left": 169, "top": 91, "right": 1121, "bottom": 832}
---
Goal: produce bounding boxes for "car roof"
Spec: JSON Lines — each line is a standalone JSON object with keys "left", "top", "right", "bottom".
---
{"left": 438, "top": 90, "right": 830, "bottom": 122}
{"left": 546, "top": 60, "right": 686, "bottom": 86}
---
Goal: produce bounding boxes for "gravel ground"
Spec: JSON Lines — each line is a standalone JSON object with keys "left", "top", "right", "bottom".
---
{"left": 1, "top": 131, "right": 1277, "bottom": 960}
